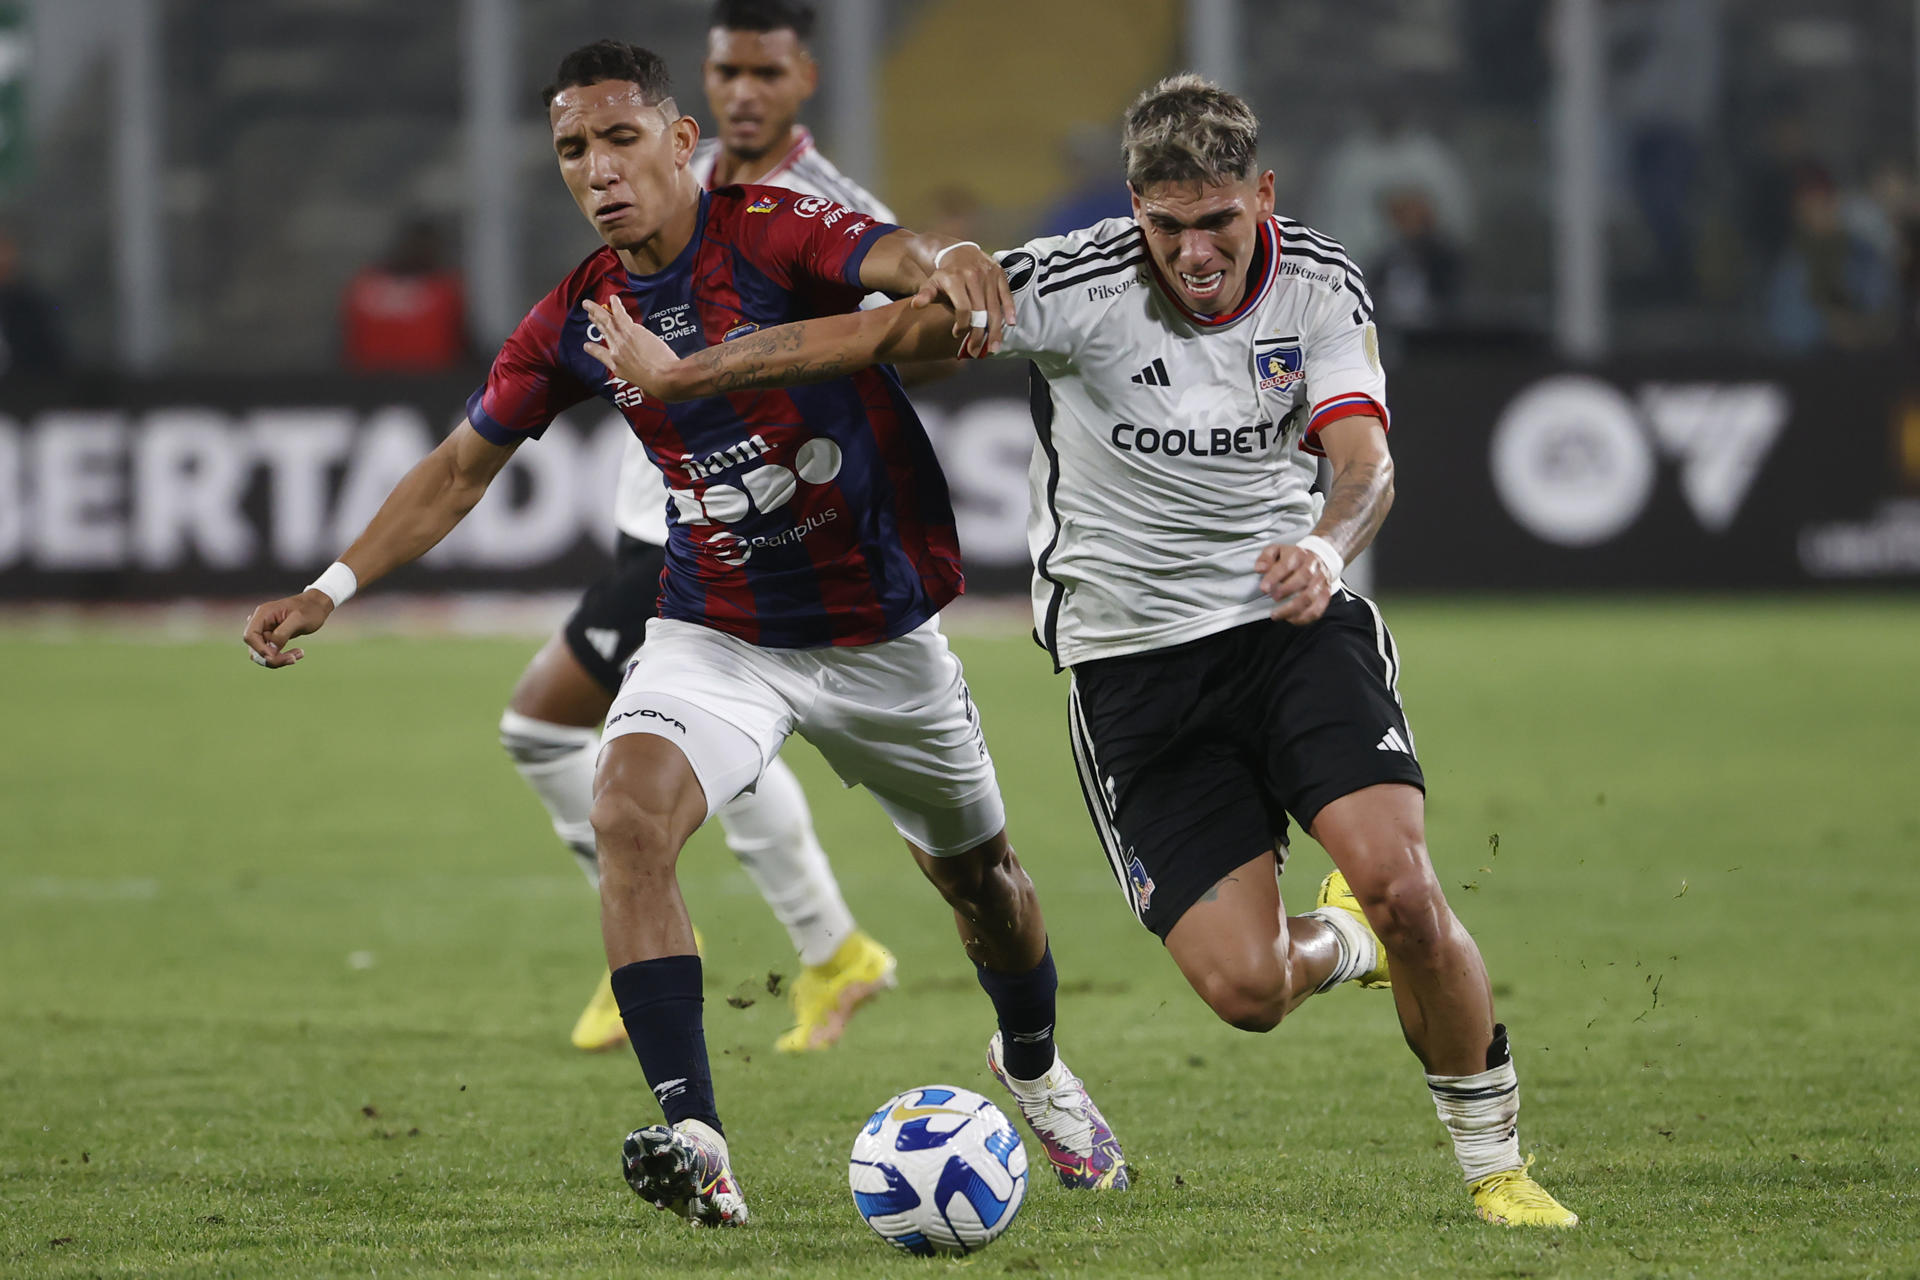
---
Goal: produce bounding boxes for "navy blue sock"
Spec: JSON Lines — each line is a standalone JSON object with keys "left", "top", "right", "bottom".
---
{"left": 610, "top": 955, "right": 722, "bottom": 1135}
{"left": 976, "top": 944, "right": 1058, "bottom": 1080}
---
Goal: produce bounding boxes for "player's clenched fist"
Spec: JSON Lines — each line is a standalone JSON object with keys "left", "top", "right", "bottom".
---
{"left": 242, "top": 590, "right": 335, "bottom": 669}
{"left": 1254, "top": 542, "right": 1336, "bottom": 625}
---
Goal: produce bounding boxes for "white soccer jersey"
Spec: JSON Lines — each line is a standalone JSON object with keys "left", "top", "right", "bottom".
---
{"left": 991, "top": 214, "right": 1389, "bottom": 668}
{"left": 613, "top": 129, "right": 897, "bottom": 543}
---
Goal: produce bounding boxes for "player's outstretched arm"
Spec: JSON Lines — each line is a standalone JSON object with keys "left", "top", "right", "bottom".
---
{"left": 1255, "top": 415, "right": 1395, "bottom": 626}
{"left": 241, "top": 422, "right": 518, "bottom": 668}
{"left": 855, "top": 230, "right": 1016, "bottom": 357}
{"left": 582, "top": 296, "right": 964, "bottom": 403}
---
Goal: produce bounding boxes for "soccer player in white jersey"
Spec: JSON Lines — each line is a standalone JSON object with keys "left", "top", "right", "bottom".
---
{"left": 583, "top": 73, "right": 1580, "bottom": 1230}
{"left": 499, "top": 0, "right": 898, "bottom": 1058}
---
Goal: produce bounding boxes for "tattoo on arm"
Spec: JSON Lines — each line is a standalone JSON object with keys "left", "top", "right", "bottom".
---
{"left": 1315, "top": 454, "right": 1395, "bottom": 563}
{"left": 670, "top": 305, "right": 957, "bottom": 397}
{"left": 682, "top": 326, "right": 863, "bottom": 394}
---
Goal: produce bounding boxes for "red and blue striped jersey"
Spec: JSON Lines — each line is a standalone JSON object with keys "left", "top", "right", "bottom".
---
{"left": 466, "top": 186, "right": 964, "bottom": 649}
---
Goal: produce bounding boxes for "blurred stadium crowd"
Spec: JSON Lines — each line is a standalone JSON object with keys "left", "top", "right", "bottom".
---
{"left": 3, "top": 0, "right": 1917, "bottom": 378}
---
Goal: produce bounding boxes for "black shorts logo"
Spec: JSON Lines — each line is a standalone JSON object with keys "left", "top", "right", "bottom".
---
{"left": 1126, "top": 853, "right": 1155, "bottom": 911}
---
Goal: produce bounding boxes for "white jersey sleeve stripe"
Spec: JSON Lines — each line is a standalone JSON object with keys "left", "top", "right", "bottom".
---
{"left": 1040, "top": 223, "right": 1136, "bottom": 257}
{"left": 1278, "top": 239, "right": 1375, "bottom": 319}
{"left": 1038, "top": 227, "right": 1143, "bottom": 273}
{"left": 1276, "top": 217, "right": 1348, "bottom": 254}
{"left": 1039, "top": 239, "right": 1144, "bottom": 281}
{"left": 1275, "top": 236, "right": 1363, "bottom": 281}
{"left": 1038, "top": 253, "right": 1147, "bottom": 298}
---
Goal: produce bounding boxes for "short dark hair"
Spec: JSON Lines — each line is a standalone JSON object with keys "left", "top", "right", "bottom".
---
{"left": 542, "top": 40, "right": 674, "bottom": 109}
{"left": 1122, "top": 74, "right": 1260, "bottom": 190}
{"left": 711, "top": 0, "right": 816, "bottom": 42}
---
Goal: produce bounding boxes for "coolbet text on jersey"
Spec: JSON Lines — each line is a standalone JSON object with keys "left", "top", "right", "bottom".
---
{"left": 991, "top": 214, "right": 1388, "bottom": 667}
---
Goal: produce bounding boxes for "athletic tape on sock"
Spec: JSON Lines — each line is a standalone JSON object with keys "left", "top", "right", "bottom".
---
{"left": 1426, "top": 1058, "right": 1522, "bottom": 1183}
{"left": 1305, "top": 906, "right": 1377, "bottom": 992}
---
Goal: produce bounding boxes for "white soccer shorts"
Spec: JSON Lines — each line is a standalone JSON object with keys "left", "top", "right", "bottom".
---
{"left": 601, "top": 616, "right": 1006, "bottom": 856}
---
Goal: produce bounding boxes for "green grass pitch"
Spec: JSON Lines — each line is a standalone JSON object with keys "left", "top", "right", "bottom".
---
{"left": 3, "top": 598, "right": 1917, "bottom": 1278}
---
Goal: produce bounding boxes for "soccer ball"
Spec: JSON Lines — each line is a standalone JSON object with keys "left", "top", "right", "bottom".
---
{"left": 848, "top": 1085, "right": 1028, "bottom": 1255}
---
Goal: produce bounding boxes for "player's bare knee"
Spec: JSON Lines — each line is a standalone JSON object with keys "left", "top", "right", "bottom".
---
{"left": 1196, "top": 969, "right": 1287, "bottom": 1033}
{"left": 589, "top": 792, "right": 675, "bottom": 877}
{"left": 932, "top": 862, "right": 1016, "bottom": 921}
{"left": 1184, "top": 946, "right": 1290, "bottom": 1032}
{"left": 1361, "top": 864, "right": 1450, "bottom": 964}
{"left": 921, "top": 839, "right": 1023, "bottom": 913}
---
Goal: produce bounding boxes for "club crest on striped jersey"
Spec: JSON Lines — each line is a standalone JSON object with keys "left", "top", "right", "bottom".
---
{"left": 746, "top": 193, "right": 782, "bottom": 214}
{"left": 1255, "top": 339, "right": 1304, "bottom": 391}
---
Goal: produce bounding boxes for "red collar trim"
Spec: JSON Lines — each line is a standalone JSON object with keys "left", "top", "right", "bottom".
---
{"left": 1146, "top": 218, "right": 1279, "bottom": 328}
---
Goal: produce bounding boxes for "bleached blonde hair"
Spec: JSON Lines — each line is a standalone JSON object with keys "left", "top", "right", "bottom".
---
{"left": 1121, "top": 74, "right": 1260, "bottom": 190}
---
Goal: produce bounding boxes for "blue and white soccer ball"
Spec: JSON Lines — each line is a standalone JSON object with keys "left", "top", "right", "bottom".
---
{"left": 848, "top": 1085, "right": 1028, "bottom": 1255}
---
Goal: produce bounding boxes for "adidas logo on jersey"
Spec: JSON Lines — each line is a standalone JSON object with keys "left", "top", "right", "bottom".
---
{"left": 1375, "top": 727, "right": 1412, "bottom": 754}
{"left": 1128, "top": 358, "right": 1171, "bottom": 387}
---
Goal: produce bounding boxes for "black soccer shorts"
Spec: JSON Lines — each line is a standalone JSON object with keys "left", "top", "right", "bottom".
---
{"left": 1065, "top": 590, "right": 1426, "bottom": 940}
{"left": 561, "top": 534, "right": 668, "bottom": 695}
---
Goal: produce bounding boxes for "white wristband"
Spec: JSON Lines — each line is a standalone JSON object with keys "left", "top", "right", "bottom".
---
{"left": 931, "top": 240, "right": 980, "bottom": 270}
{"left": 1295, "top": 535, "right": 1345, "bottom": 586}
{"left": 306, "top": 561, "right": 358, "bottom": 608}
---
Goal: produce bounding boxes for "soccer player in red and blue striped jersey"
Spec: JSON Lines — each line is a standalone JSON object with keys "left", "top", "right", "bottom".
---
{"left": 242, "top": 39, "right": 1127, "bottom": 1226}
{"left": 468, "top": 177, "right": 956, "bottom": 647}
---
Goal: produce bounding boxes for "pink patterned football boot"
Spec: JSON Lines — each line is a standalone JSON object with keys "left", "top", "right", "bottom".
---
{"left": 621, "top": 1119, "right": 748, "bottom": 1227}
{"left": 986, "top": 1032, "right": 1129, "bottom": 1189}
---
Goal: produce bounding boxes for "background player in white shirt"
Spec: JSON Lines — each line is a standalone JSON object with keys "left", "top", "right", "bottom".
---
{"left": 499, "top": 0, "right": 896, "bottom": 1058}
{"left": 584, "top": 74, "right": 1580, "bottom": 1230}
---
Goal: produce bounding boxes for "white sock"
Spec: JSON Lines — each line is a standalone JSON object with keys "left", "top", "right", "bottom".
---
{"left": 499, "top": 709, "right": 601, "bottom": 888}
{"left": 1304, "top": 906, "right": 1379, "bottom": 992}
{"left": 717, "top": 756, "right": 857, "bottom": 967}
{"left": 1000, "top": 1048, "right": 1066, "bottom": 1094}
{"left": 1427, "top": 1058, "right": 1523, "bottom": 1183}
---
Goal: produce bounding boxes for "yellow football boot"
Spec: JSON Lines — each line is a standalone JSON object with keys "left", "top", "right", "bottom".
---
{"left": 1469, "top": 1156, "right": 1580, "bottom": 1227}
{"left": 1315, "top": 871, "right": 1392, "bottom": 988}
{"left": 774, "top": 931, "right": 898, "bottom": 1053}
{"left": 570, "top": 926, "right": 705, "bottom": 1053}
